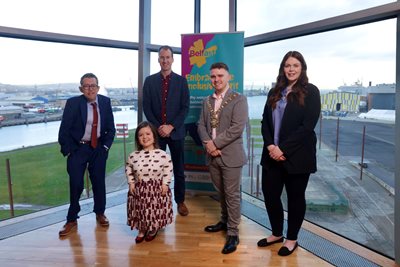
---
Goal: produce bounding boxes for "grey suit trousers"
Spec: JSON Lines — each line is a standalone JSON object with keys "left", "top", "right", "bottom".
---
{"left": 209, "top": 156, "right": 242, "bottom": 236}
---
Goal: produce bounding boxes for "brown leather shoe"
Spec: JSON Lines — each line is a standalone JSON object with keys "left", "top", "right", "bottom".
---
{"left": 177, "top": 202, "right": 189, "bottom": 216}
{"left": 59, "top": 221, "right": 77, "bottom": 236}
{"left": 96, "top": 214, "right": 109, "bottom": 227}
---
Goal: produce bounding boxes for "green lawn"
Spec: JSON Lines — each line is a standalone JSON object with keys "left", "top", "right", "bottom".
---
{"left": 0, "top": 130, "right": 134, "bottom": 220}
{"left": 249, "top": 119, "right": 263, "bottom": 148}
{"left": 0, "top": 124, "right": 262, "bottom": 221}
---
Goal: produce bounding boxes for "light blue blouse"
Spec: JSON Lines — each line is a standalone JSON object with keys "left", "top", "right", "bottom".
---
{"left": 272, "top": 88, "right": 288, "bottom": 145}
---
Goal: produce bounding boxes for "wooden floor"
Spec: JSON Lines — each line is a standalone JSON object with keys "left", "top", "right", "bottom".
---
{"left": 0, "top": 194, "right": 334, "bottom": 267}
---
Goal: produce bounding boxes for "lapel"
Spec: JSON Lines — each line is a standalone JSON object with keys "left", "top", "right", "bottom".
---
{"left": 79, "top": 95, "right": 88, "bottom": 127}
{"left": 280, "top": 97, "right": 295, "bottom": 129}
{"left": 157, "top": 72, "right": 163, "bottom": 105}
{"left": 167, "top": 72, "right": 176, "bottom": 103}
{"left": 219, "top": 89, "right": 233, "bottom": 117}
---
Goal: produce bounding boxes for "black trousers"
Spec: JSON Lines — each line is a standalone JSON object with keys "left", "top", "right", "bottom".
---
{"left": 66, "top": 144, "right": 108, "bottom": 222}
{"left": 159, "top": 137, "right": 186, "bottom": 204}
{"left": 261, "top": 165, "right": 310, "bottom": 240}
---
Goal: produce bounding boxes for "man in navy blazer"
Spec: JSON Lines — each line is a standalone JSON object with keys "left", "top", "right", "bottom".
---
{"left": 58, "top": 73, "right": 116, "bottom": 236}
{"left": 143, "top": 45, "right": 190, "bottom": 216}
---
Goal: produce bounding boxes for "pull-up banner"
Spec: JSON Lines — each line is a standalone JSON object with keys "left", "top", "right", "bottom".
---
{"left": 181, "top": 32, "right": 244, "bottom": 193}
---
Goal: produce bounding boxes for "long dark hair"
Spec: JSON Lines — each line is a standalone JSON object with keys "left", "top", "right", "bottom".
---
{"left": 134, "top": 121, "right": 159, "bottom": 151}
{"left": 268, "top": 51, "right": 308, "bottom": 109}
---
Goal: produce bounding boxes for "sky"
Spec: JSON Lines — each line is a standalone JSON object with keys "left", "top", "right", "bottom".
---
{"left": 0, "top": 0, "right": 396, "bottom": 90}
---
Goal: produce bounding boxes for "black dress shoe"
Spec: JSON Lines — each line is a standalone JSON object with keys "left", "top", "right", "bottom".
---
{"left": 204, "top": 222, "right": 227, "bottom": 232}
{"left": 257, "top": 236, "right": 284, "bottom": 247}
{"left": 278, "top": 242, "right": 298, "bottom": 256}
{"left": 222, "top": 235, "right": 239, "bottom": 254}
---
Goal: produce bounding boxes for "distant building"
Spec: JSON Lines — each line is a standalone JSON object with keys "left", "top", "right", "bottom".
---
{"left": 32, "top": 96, "right": 49, "bottom": 104}
{"left": 338, "top": 81, "right": 366, "bottom": 95}
{"left": 337, "top": 82, "right": 395, "bottom": 111}
{"left": 320, "top": 91, "right": 360, "bottom": 113}
{"left": 0, "top": 105, "right": 23, "bottom": 119}
{"left": 367, "top": 83, "right": 395, "bottom": 111}
{"left": 5, "top": 96, "right": 45, "bottom": 107}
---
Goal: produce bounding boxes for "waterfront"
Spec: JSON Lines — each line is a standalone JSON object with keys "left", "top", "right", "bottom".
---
{"left": 0, "top": 96, "right": 267, "bottom": 153}
{"left": 0, "top": 106, "right": 138, "bottom": 152}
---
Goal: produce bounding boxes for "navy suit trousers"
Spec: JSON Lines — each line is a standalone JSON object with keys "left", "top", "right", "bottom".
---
{"left": 66, "top": 144, "right": 108, "bottom": 222}
{"left": 159, "top": 137, "right": 186, "bottom": 204}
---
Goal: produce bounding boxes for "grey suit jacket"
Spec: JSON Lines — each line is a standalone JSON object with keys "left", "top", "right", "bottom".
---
{"left": 197, "top": 89, "right": 248, "bottom": 167}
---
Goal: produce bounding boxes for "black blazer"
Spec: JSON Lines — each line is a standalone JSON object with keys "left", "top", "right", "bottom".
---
{"left": 143, "top": 71, "right": 189, "bottom": 140}
{"left": 58, "top": 94, "right": 116, "bottom": 157}
{"left": 260, "top": 83, "right": 321, "bottom": 174}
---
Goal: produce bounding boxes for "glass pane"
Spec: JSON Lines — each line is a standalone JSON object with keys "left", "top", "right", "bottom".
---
{"left": 237, "top": 0, "right": 395, "bottom": 37}
{"left": 0, "top": 0, "right": 139, "bottom": 42}
{"left": 151, "top": 0, "right": 194, "bottom": 47}
{"left": 243, "top": 19, "right": 395, "bottom": 257}
{"left": 0, "top": 38, "right": 138, "bottom": 220}
{"left": 201, "top": 0, "right": 229, "bottom": 33}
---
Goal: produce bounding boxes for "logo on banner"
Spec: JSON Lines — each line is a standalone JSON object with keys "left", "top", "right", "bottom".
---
{"left": 188, "top": 39, "right": 217, "bottom": 67}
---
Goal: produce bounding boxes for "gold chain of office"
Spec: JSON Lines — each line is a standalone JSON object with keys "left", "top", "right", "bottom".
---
{"left": 206, "top": 93, "right": 238, "bottom": 129}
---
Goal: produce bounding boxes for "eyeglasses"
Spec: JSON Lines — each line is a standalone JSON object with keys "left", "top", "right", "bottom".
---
{"left": 81, "top": 84, "right": 99, "bottom": 91}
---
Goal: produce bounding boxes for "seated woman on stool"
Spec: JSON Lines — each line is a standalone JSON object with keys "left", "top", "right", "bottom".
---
{"left": 125, "top": 121, "right": 174, "bottom": 243}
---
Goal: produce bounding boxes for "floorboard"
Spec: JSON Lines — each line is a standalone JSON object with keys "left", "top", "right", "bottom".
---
{"left": 0, "top": 195, "right": 333, "bottom": 267}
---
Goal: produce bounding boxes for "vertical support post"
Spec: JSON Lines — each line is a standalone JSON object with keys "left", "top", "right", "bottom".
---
{"left": 319, "top": 112, "right": 322, "bottom": 149}
{"left": 247, "top": 121, "right": 251, "bottom": 176}
{"left": 123, "top": 124, "right": 127, "bottom": 165}
{"left": 250, "top": 137, "right": 254, "bottom": 186}
{"left": 250, "top": 166, "right": 254, "bottom": 195}
{"left": 360, "top": 125, "right": 366, "bottom": 180}
{"left": 85, "top": 164, "right": 90, "bottom": 198}
{"left": 6, "top": 158, "right": 15, "bottom": 217}
{"left": 395, "top": 12, "right": 400, "bottom": 264}
{"left": 335, "top": 117, "right": 340, "bottom": 162}
{"left": 256, "top": 164, "right": 261, "bottom": 197}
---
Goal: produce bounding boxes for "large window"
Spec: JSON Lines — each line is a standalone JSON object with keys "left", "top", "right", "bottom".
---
{"left": 201, "top": 0, "right": 229, "bottom": 33}
{"left": 237, "top": 0, "right": 396, "bottom": 37}
{"left": 151, "top": 0, "right": 194, "bottom": 47}
{"left": 0, "top": 0, "right": 398, "bottom": 262}
{"left": 242, "top": 19, "right": 396, "bottom": 257}
{"left": 0, "top": 38, "right": 138, "bottom": 220}
{"left": 0, "top": 0, "right": 139, "bottom": 42}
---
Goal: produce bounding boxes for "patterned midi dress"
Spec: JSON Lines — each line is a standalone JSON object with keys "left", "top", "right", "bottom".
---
{"left": 125, "top": 149, "right": 174, "bottom": 233}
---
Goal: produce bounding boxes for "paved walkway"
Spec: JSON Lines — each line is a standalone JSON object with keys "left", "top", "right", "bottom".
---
{"left": 243, "top": 125, "right": 395, "bottom": 258}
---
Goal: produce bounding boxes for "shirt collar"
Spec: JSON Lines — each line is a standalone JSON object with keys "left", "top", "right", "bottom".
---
{"left": 212, "top": 87, "right": 229, "bottom": 100}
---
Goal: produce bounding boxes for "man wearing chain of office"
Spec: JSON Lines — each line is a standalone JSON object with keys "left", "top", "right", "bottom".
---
{"left": 197, "top": 62, "right": 248, "bottom": 254}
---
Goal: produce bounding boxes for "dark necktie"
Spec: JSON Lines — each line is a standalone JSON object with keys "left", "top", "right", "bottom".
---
{"left": 91, "top": 102, "right": 98, "bottom": 148}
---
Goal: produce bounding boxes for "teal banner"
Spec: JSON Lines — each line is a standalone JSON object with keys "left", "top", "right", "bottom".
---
{"left": 181, "top": 32, "right": 244, "bottom": 192}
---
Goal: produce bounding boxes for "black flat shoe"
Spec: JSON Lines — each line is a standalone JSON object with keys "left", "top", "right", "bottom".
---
{"left": 257, "top": 236, "right": 284, "bottom": 247}
{"left": 278, "top": 242, "right": 298, "bottom": 256}
{"left": 204, "top": 222, "right": 227, "bottom": 232}
{"left": 222, "top": 235, "right": 239, "bottom": 254}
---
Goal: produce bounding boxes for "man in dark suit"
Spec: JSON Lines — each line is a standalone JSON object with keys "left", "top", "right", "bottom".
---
{"left": 143, "top": 45, "right": 190, "bottom": 216}
{"left": 58, "top": 73, "right": 116, "bottom": 236}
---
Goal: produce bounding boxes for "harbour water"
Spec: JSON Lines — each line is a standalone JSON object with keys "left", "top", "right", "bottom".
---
{"left": 0, "top": 96, "right": 266, "bottom": 152}
{"left": 0, "top": 107, "right": 138, "bottom": 152}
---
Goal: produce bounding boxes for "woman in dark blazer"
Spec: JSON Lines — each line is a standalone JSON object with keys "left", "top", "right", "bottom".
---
{"left": 258, "top": 51, "right": 321, "bottom": 256}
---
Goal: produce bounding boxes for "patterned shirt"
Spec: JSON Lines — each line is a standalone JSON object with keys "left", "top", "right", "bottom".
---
{"left": 161, "top": 75, "right": 171, "bottom": 124}
{"left": 125, "top": 149, "right": 173, "bottom": 185}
